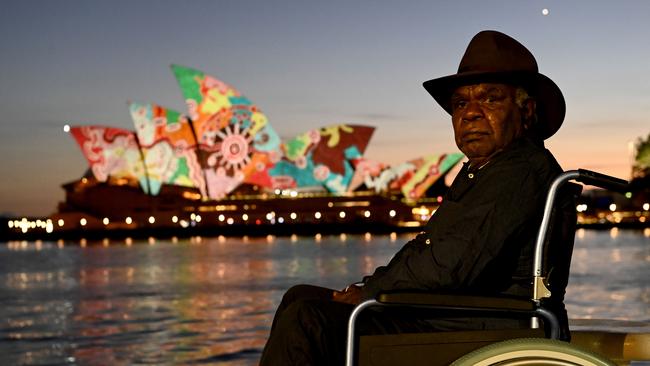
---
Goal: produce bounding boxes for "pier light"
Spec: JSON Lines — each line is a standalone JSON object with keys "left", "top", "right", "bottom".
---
{"left": 179, "top": 220, "right": 189, "bottom": 228}
{"left": 190, "top": 213, "right": 196, "bottom": 221}
{"left": 102, "top": 217, "right": 110, "bottom": 225}
{"left": 195, "top": 215, "right": 202, "bottom": 223}
{"left": 290, "top": 212, "right": 297, "bottom": 220}
{"left": 576, "top": 204, "right": 588, "bottom": 213}
{"left": 58, "top": 219, "right": 64, "bottom": 227}
{"left": 290, "top": 190, "right": 298, "bottom": 198}
{"left": 125, "top": 216, "right": 133, "bottom": 225}
{"left": 339, "top": 211, "right": 346, "bottom": 219}
{"left": 609, "top": 204, "right": 617, "bottom": 212}
{"left": 278, "top": 217, "right": 285, "bottom": 224}
{"left": 364, "top": 210, "right": 371, "bottom": 218}
{"left": 226, "top": 217, "right": 234, "bottom": 225}
{"left": 7, "top": 221, "right": 13, "bottom": 229}
{"left": 172, "top": 215, "right": 178, "bottom": 223}
{"left": 218, "top": 214, "right": 225, "bottom": 222}
{"left": 242, "top": 213, "right": 249, "bottom": 221}
{"left": 314, "top": 211, "right": 322, "bottom": 219}
{"left": 148, "top": 216, "right": 155, "bottom": 224}
{"left": 79, "top": 218, "right": 87, "bottom": 227}
{"left": 45, "top": 221, "right": 53, "bottom": 233}
{"left": 266, "top": 212, "right": 275, "bottom": 220}
{"left": 643, "top": 203, "right": 649, "bottom": 211}
{"left": 389, "top": 210, "right": 397, "bottom": 218}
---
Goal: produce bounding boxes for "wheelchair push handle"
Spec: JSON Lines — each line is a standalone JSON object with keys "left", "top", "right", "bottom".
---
{"left": 576, "top": 169, "right": 629, "bottom": 193}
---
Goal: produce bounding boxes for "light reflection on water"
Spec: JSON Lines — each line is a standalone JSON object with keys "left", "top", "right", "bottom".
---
{"left": 1, "top": 230, "right": 648, "bottom": 365}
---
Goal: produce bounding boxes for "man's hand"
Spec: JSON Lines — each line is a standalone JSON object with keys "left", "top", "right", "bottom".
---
{"left": 332, "top": 284, "right": 362, "bottom": 305}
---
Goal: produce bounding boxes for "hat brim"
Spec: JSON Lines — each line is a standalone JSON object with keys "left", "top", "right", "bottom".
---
{"left": 423, "top": 70, "right": 565, "bottom": 140}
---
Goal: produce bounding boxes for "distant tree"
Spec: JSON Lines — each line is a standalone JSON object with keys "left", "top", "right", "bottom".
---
{"left": 632, "top": 133, "right": 650, "bottom": 179}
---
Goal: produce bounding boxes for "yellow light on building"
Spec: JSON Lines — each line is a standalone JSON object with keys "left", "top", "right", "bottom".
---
{"left": 57, "top": 219, "right": 65, "bottom": 227}
{"left": 242, "top": 213, "right": 249, "bottom": 221}
{"left": 364, "top": 210, "right": 371, "bottom": 218}
{"left": 79, "top": 218, "right": 87, "bottom": 226}
{"left": 102, "top": 217, "right": 110, "bottom": 225}
{"left": 609, "top": 204, "right": 617, "bottom": 212}
{"left": 125, "top": 217, "right": 133, "bottom": 225}
{"left": 172, "top": 215, "right": 178, "bottom": 223}
{"left": 643, "top": 203, "right": 650, "bottom": 211}
{"left": 148, "top": 216, "right": 155, "bottom": 224}
{"left": 290, "top": 212, "right": 297, "bottom": 220}
{"left": 218, "top": 214, "right": 225, "bottom": 222}
{"left": 195, "top": 215, "right": 202, "bottom": 223}
{"left": 314, "top": 212, "right": 322, "bottom": 219}
{"left": 226, "top": 218, "right": 234, "bottom": 225}
{"left": 389, "top": 210, "right": 397, "bottom": 217}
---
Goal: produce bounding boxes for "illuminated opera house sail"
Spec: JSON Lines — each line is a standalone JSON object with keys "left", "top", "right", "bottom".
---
{"left": 57, "top": 65, "right": 464, "bottom": 233}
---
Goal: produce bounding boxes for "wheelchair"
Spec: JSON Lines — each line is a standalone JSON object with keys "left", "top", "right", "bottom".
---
{"left": 345, "top": 169, "right": 649, "bottom": 366}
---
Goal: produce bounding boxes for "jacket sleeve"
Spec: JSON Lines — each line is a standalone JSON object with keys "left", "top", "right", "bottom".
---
{"left": 360, "top": 164, "right": 548, "bottom": 300}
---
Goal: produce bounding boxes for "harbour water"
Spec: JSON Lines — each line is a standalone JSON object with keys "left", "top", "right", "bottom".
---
{"left": 1, "top": 229, "right": 649, "bottom": 365}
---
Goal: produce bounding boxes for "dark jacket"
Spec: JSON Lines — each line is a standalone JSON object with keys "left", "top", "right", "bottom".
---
{"left": 361, "top": 137, "right": 564, "bottom": 300}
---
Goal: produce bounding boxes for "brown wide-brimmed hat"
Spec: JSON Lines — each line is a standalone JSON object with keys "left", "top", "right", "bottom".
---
{"left": 423, "top": 30, "right": 565, "bottom": 139}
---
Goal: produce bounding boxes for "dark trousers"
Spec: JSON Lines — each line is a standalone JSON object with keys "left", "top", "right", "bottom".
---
{"left": 259, "top": 285, "right": 532, "bottom": 365}
{"left": 259, "top": 284, "right": 455, "bottom": 366}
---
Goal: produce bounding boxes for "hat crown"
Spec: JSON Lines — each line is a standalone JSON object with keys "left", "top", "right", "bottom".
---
{"left": 458, "top": 31, "right": 539, "bottom": 74}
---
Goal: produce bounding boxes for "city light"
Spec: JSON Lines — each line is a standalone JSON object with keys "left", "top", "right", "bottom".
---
{"left": 218, "top": 214, "right": 225, "bottom": 222}
{"left": 290, "top": 212, "right": 297, "bottom": 220}
{"left": 79, "top": 218, "right": 87, "bottom": 226}
{"left": 102, "top": 217, "right": 110, "bottom": 225}
{"left": 314, "top": 212, "right": 322, "bottom": 219}
{"left": 195, "top": 214, "right": 202, "bottom": 222}
{"left": 609, "top": 204, "right": 617, "bottom": 212}
{"left": 148, "top": 216, "right": 155, "bottom": 224}
{"left": 339, "top": 211, "right": 346, "bottom": 219}
{"left": 226, "top": 217, "right": 234, "bottom": 225}
{"left": 63, "top": 124, "right": 70, "bottom": 133}
{"left": 644, "top": 203, "right": 650, "bottom": 211}
{"left": 389, "top": 210, "right": 396, "bottom": 217}
{"left": 125, "top": 216, "right": 133, "bottom": 224}
{"left": 58, "top": 219, "right": 64, "bottom": 227}
{"left": 242, "top": 213, "right": 249, "bottom": 221}
{"left": 172, "top": 215, "right": 178, "bottom": 223}
{"left": 364, "top": 210, "right": 371, "bottom": 218}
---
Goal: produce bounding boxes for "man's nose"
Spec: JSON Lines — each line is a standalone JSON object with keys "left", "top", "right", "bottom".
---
{"left": 462, "top": 100, "right": 483, "bottom": 121}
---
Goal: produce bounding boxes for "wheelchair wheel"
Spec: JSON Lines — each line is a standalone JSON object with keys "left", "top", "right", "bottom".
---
{"left": 450, "top": 338, "right": 614, "bottom": 366}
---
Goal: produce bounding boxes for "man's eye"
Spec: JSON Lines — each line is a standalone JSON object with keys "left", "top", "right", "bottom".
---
{"left": 452, "top": 100, "right": 467, "bottom": 110}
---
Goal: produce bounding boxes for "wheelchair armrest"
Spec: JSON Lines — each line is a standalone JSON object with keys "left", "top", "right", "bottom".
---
{"left": 376, "top": 292, "right": 536, "bottom": 312}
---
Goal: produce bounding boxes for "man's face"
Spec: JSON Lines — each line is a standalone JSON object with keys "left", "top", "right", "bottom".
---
{"left": 450, "top": 83, "right": 527, "bottom": 164}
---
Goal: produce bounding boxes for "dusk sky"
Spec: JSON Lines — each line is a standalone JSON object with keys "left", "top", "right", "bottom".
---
{"left": 1, "top": 0, "right": 649, "bottom": 217}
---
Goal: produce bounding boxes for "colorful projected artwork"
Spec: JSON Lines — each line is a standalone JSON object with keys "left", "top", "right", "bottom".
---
{"left": 128, "top": 102, "right": 205, "bottom": 195}
{"left": 350, "top": 153, "right": 464, "bottom": 199}
{"left": 171, "top": 65, "right": 281, "bottom": 199}
{"left": 67, "top": 65, "right": 465, "bottom": 201}
{"left": 69, "top": 126, "right": 147, "bottom": 189}
{"left": 271, "top": 125, "right": 375, "bottom": 192}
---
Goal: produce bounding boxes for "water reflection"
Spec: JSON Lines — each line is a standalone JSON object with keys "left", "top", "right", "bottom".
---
{"left": 0, "top": 230, "right": 648, "bottom": 365}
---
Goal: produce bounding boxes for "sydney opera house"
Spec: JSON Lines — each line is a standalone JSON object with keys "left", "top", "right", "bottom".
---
{"left": 19, "top": 66, "right": 466, "bottom": 238}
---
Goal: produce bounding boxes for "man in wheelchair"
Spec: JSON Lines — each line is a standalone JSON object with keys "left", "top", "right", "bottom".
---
{"left": 260, "top": 30, "right": 573, "bottom": 365}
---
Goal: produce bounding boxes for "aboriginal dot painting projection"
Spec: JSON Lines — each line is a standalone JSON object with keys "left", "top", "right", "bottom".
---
{"left": 128, "top": 102, "right": 205, "bottom": 195}
{"left": 68, "top": 66, "right": 464, "bottom": 200}
{"left": 349, "top": 153, "right": 464, "bottom": 198}
{"left": 69, "top": 126, "right": 148, "bottom": 190}
{"left": 172, "top": 65, "right": 282, "bottom": 199}
{"left": 271, "top": 125, "right": 375, "bottom": 193}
